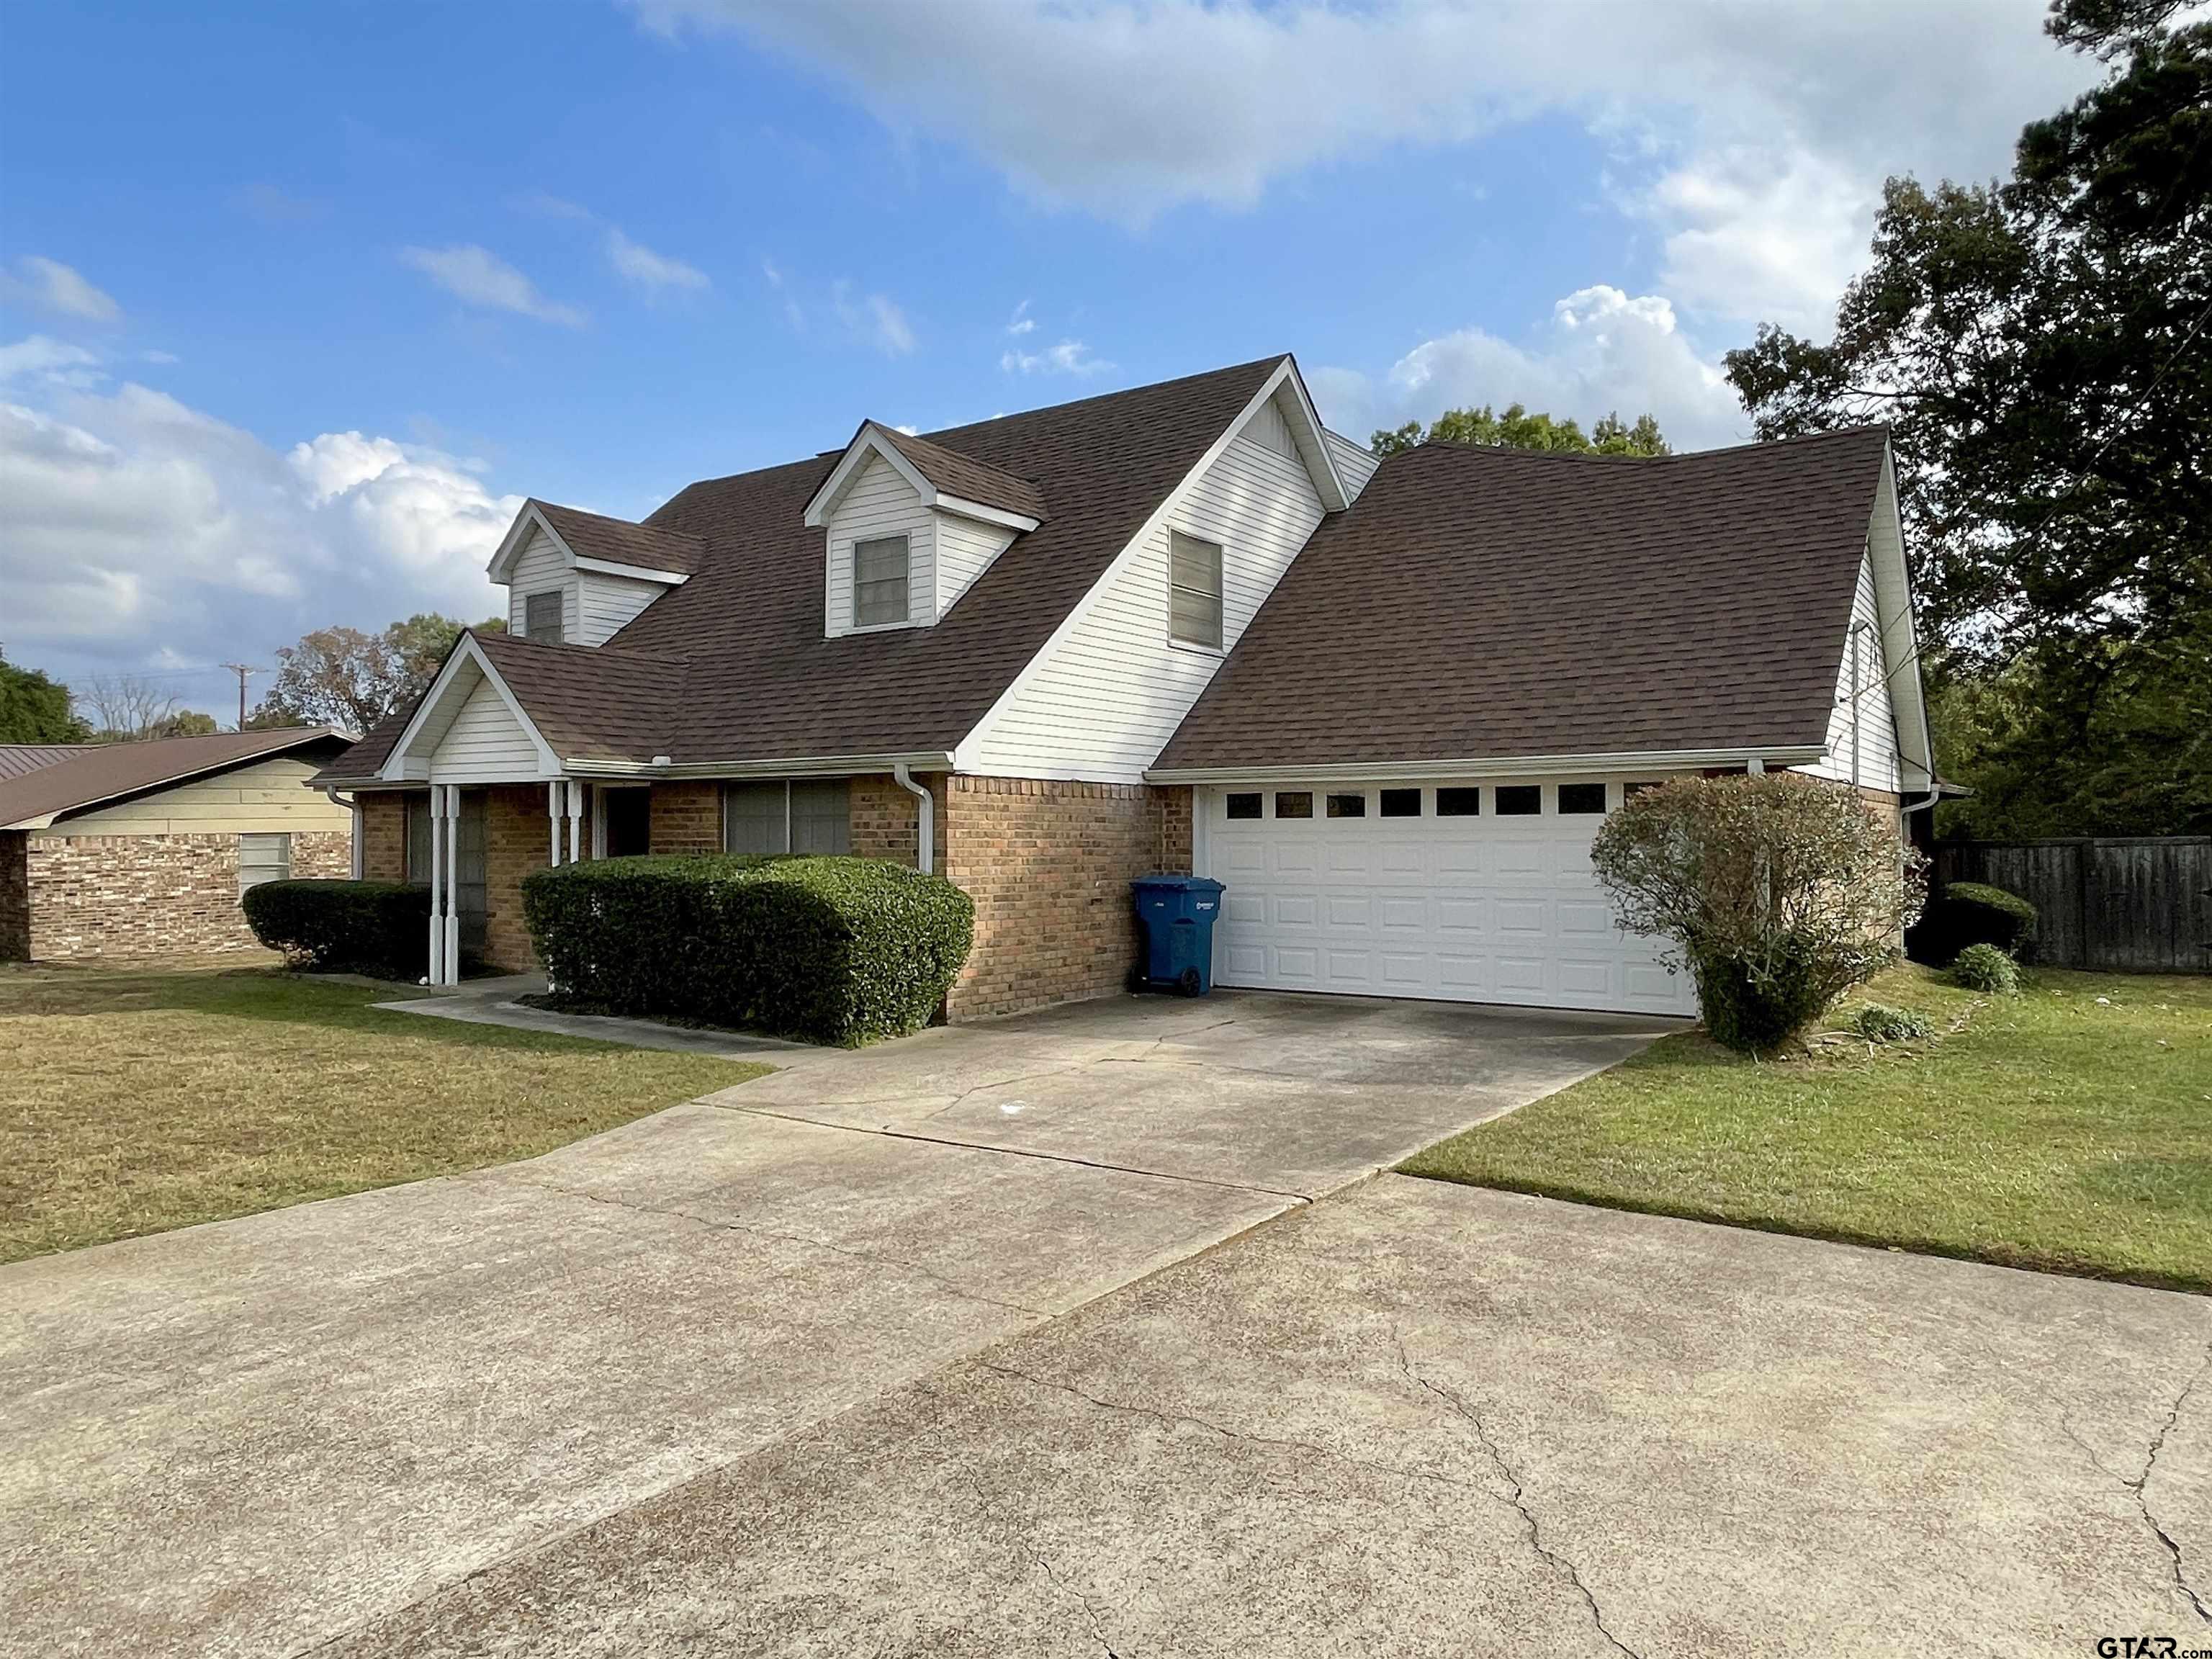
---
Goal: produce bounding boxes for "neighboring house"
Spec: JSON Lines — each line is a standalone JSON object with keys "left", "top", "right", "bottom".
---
{"left": 314, "top": 355, "right": 1932, "bottom": 1020}
{"left": 1, "top": 728, "right": 354, "bottom": 962}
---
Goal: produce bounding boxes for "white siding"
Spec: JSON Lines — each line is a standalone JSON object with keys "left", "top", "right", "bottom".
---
{"left": 1324, "top": 428, "right": 1382, "bottom": 500}
{"left": 505, "top": 529, "right": 576, "bottom": 642}
{"left": 935, "top": 512, "right": 1017, "bottom": 618}
{"left": 429, "top": 676, "right": 544, "bottom": 782}
{"left": 823, "top": 453, "right": 936, "bottom": 635}
{"left": 1244, "top": 393, "right": 1299, "bottom": 459}
{"left": 968, "top": 410, "right": 1327, "bottom": 782}
{"left": 1798, "top": 549, "right": 1905, "bottom": 793}
{"left": 577, "top": 570, "right": 665, "bottom": 645}
{"left": 51, "top": 756, "right": 353, "bottom": 836}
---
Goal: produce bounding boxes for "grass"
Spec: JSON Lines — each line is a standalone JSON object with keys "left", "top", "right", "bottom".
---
{"left": 0, "top": 956, "right": 769, "bottom": 1264}
{"left": 1401, "top": 964, "right": 2212, "bottom": 1294}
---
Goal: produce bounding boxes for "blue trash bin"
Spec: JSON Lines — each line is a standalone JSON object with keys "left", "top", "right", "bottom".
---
{"left": 1130, "top": 875, "right": 1226, "bottom": 996}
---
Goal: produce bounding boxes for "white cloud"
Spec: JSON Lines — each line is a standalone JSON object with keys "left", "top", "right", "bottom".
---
{"left": 606, "top": 228, "right": 711, "bottom": 296}
{"left": 1006, "top": 300, "right": 1035, "bottom": 336}
{"left": 0, "top": 335, "right": 103, "bottom": 389}
{"left": 0, "top": 359, "right": 523, "bottom": 702}
{"left": 637, "top": 0, "right": 2088, "bottom": 327}
{"left": 1002, "top": 338, "right": 1114, "bottom": 377}
{"left": 6, "top": 256, "right": 122, "bottom": 323}
{"left": 141, "top": 349, "right": 180, "bottom": 365}
{"left": 399, "top": 244, "right": 587, "bottom": 326}
{"left": 1313, "top": 284, "right": 1749, "bottom": 454}
{"left": 831, "top": 280, "right": 914, "bottom": 354}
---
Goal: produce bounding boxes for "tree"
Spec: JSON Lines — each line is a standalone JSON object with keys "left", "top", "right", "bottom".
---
{"left": 253, "top": 612, "right": 505, "bottom": 736}
{"left": 1372, "top": 402, "right": 1671, "bottom": 459}
{"left": 0, "top": 658, "right": 89, "bottom": 743}
{"left": 1724, "top": 0, "right": 2211, "bottom": 833}
{"left": 76, "top": 674, "right": 215, "bottom": 742}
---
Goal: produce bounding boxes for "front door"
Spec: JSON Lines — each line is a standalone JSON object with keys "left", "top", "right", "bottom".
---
{"left": 603, "top": 787, "right": 652, "bottom": 857}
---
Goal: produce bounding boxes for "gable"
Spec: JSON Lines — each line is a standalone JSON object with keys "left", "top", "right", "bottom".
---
{"left": 822, "top": 451, "right": 938, "bottom": 636}
{"left": 48, "top": 755, "right": 354, "bottom": 836}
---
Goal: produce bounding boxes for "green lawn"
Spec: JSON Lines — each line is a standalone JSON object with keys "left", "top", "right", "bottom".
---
{"left": 1401, "top": 966, "right": 2212, "bottom": 1293}
{"left": 0, "top": 958, "right": 768, "bottom": 1264}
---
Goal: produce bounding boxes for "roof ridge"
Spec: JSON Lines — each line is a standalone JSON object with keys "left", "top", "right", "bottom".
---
{"left": 1406, "top": 422, "right": 1888, "bottom": 467}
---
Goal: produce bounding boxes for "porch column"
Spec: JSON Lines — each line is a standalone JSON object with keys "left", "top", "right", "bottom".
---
{"left": 426, "top": 784, "right": 446, "bottom": 985}
{"left": 442, "top": 786, "right": 461, "bottom": 983}
{"left": 566, "top": 781, "right": 585, "bottom": 865}
{"left": 549, "top": 780, "right": 564, "bottom": 866}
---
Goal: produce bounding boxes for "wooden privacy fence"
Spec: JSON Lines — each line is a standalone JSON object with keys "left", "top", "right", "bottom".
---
{"left": 1932, "top": 837, "right": 2211, "bottom": 973}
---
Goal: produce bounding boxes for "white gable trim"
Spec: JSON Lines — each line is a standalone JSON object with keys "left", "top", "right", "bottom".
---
{"left": 1146, "top": 745, "right": 1827, "bottom": 785}
{"left": 487, "top": 503, "right": 579, "bottom": 583}
{"left": 1868, "top": 447, "right": 1936, "bottom": 783}
{"left": 804, "top": 423, "right": 1042, "bottom": 533}
{"left": 572, "top": 554, "right": 690, "bottom": 585}
{"left": 1271, "top": 363, "right": 1351, "bottom": 511}
{"left": 377, "top": 634, "right": 562, "bottom": 781}
{"left": 952, "top": 357, "right": 1315, "bottom": 773}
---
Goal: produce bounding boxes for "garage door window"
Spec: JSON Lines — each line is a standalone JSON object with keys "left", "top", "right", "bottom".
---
{"left": 1379, "top": 788, "right": 1421, "bottom": 817}
{"left": 1326, "top": 792, "right": 1366, "bottom": 819}
{"left": 1557, "top": 783, "right": 1608, "bottom": 814}
{"left": 1274, "top": 791, "right": 1313, "bottom": 819}
{"left": 1436, "top": 787, "right": 1481, "bottom": 816}
{"left": 1496, "top": 785, "right": 1542, "bottom": 816}
{"left": 1226, "top": 792, "right": 1262, "bottom": 820}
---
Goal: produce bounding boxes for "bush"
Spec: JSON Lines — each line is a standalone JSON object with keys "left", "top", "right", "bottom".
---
{"left": 242, "top": 879, "right": 429, "bottom": 979}
{"left": 522, "top": 854, "right": 974, "bottom": 1045}
{"left": 1908, "top": 879, "right": 2038, "bottom": 966}
{"left": 1950, "top": 942, "right": 2020, "bottom": 994}
{"left": 1591, "top": 773, "right": 1926, "bottom": 1055}
{"left": 1853, "top": 1002, "right": 1933, "bottom": 1043}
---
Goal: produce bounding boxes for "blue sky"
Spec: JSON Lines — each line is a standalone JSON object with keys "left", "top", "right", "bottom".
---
{"left": 1, "top": 0, "right": 2090, "bottom": 721}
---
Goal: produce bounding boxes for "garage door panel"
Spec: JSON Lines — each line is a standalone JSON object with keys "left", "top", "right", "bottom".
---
{"left": 1436, "top": 955, "right": 1488, "bottom": 993}
{"left": 1435, "top": 896, "right": 1488, "bottom": 933}
{"left": 1377, "top": 896, "right": 1428, "bottom": 931}
{"left": 1272, "top": 945, "right": 1319, "bottom": 983}
{"left": 1557, "top": 899, "right": 1616, "bottom": 937}
{"left": 1495, "top": 898, "right": 1547, "bottom": 935}
{"left": 1218, "top": 840, "right": 1267, "bottom": 878}
{"left": 1378, "top": 843, "right": 1425, "bottom": 877}
{"left": 1271, "top": 843, "right": 1319, "bottom": 878}
{"left": 1380, "top": 952, "right": 1429, "bottom": 990}
{"left": 1325, "top": 895, "right": 1372, "bottom": 928}
{"left": 1324, "top": 948, "right": 1375, "bottom": 988}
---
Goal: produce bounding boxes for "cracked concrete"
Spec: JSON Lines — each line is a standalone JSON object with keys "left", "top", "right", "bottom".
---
{"left": 331, "top": 1177, "right": 2211, "bottom": 1658}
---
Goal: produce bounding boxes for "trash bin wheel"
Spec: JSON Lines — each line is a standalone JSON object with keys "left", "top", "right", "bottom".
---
{"left": 1175, "top": 966, "right": 1203, "bottom": 997}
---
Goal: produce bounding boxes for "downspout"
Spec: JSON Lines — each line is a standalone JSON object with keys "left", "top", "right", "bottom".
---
{"left": 323, "top": 788, "right": 361, "bottom": 880}
{"left": 892, "top": 763, "right": 934, "bottom": 875}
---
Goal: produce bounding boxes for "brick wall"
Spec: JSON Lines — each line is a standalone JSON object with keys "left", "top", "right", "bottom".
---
{"left": 24, "top": 829, "right": 352, "bottom": 960}
{"left": 649, "top": 782, "right": 721, "bottom": 854}
{"left": 1149, "top": 786, "right": 1194, "bottom": 875}
{"left": 850, "top": 771, "right": 948, "bottom": 866}
{"left": 360, "top": 792, "right": 410, "bottom": 881}
{"left": 480, "top": 784, "right": 554, "bottom": 971}
{"left": 940, "top": 775, "right": 1161, "bottom": 1021}
{"left": 1, "top": 832, "right": 27, "bottom": 961}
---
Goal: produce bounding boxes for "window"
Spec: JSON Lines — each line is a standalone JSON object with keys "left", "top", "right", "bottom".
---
{"left": 1379, "top": 788, "right": 1421, "bottom": 817}
{"left": 238, "top": 832, "right": 290, "bottom": 895}
{"left": 523, "top": 590, "right": 565, "bottom": 645}
{"left": 1496, "top": 785, "right": 1541, "bottom": 816}
{"left": 1557, "top": 783, "right": 1608, "bottom": 814}
{"left": 1274, "top": 791, "right": 1313, "bottom": 819}
{"left": 723, "top": 779, "right": 852, "bottom": 857}
{"left": 406, "top": 795, "right": 432, "bottom": 881}
{"left": 1225, "top": 792, "right": 1262, "bottom": 820}
{"left": 1436, "top": 787, "right": 1481, "bottom": 817}
{"left": 1169, "top": 530, "right": 1223, "bottom": 649}
{"left": 1326, "top": 792, "right": 1367, "bottom": 819}
{"left": 853, "top": 535, "right": 910, "bottom": 627}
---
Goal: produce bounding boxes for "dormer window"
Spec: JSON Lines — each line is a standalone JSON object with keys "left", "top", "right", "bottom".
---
{"left": 523, "top": 590, "right": 565, "bottom": 645}
{"left": 854, "top": 535, "right": 911, "bottom": 628}
{"left": 1170, "top": 531, "right": 1223, "bottom": 649}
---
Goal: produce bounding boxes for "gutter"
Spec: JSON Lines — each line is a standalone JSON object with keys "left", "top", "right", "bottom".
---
{"left": 559, "top": 750, "right": 956, "bottom": 781}
{"left": 324, "top": 786, "right": 363, "bottom": 879}
{"left": 1143, "top": 746, "right": 1827, "bottom": 786}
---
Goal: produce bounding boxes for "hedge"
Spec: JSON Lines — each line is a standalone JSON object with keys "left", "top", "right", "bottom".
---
{"left": 1908, "top": 879, "right": 2038, "bottom": 966}
{"left": 242, "top": 879, "right": 430, "bottom": 979}
{"left": 521, "top": 854, "right": 974, "bottom": 1045}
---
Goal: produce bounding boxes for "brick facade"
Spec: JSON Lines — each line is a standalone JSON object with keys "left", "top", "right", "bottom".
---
{"left": 1150, "top": 785, "right": 1195, "bottom": 875}
{"left": 1, "top": 831, "right": 28, "bottom": 961}
{"left": 361, "top": 792, "right": 409, "bottom": 881}
{"left": 648, "top": 781, "right": 721, "bottom": 855}
{"left": 849, "top": 771, "right": 948, "bottom": 866}
{"left": 20, "top": 829, "right": 351, "bottom": 961}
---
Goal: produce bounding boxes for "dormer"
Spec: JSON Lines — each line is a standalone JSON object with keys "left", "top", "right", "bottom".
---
{"left": 487, "top": 500, "right": 703, "bottom": 648}
{"left": 804, "top": 421, "right": 1045, "bottom": 637}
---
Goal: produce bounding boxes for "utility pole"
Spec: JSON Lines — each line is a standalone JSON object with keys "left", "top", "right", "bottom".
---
{"left": 220, "top": 663, "right": 258, "bottom": 729}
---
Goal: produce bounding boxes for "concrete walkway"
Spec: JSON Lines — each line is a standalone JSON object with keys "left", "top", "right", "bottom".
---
{"left": 374, "top": 975, "right": 808, "bottom": 1059}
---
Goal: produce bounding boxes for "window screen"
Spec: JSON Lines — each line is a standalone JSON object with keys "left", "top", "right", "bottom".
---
{"left": 1169, "top": 531, "right": 1223, "bottom": 648}
{"left": 789, "top": 779, "right": 851, "bottom": 855}
{"left": 1379, "top": 788, "right": 1421, "bottom": 817}
{"left": 724, "top": 781, "right": 788, "bottom": 856}
{"left": 1436, "top": 787, "right": 1481, "bottom": 816}
{"left": 1496, "top": 785, "right": 1542, "bottom": 815}
{"left": 1225, "top": 792, "right": 1262, "bottom": 820}
{"left": 723, "top": 780, "right": 852, "bottom": 856}
{"left": 406, "top": 795, "right": 432, "bottom": 882}
{"left": 853, "top": 535, "right": 910, "bottom": 627}
{"left": 1274, "top": 791, "right": 1313, "bottom": 819}
{"left": 523, "top": 590, "right": 565, "bottom": 644}
{"left": 238, "top": 832, "right": 291, "bottom": 895}
{"left": 1557, "top": 783, "right": 1608, "bottom": 814}
{"left": 1326, "top": 792, "right": 1367, "bottom": 819}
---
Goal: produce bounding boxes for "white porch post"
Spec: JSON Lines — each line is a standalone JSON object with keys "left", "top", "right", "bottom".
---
{"left": 426, "top": 784, "right": 446, "bottom": 986}
{"left": 549, "top": 780, "right": 564, "bottom": 866}
{"left": 442, "top": 786, "right": 460, "bottom": 984}
{"left": 566, "top": 781, "right": 585, "bottom": 865}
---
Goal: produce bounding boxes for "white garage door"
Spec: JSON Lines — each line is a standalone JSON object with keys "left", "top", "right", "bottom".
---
{"left": 1203, "top": 781, "right": 1696, "bottom": 1017}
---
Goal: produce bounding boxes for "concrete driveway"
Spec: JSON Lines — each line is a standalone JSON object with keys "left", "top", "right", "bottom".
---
{"left": 0, "top": 990, "right": 1668, "bottom": 1658}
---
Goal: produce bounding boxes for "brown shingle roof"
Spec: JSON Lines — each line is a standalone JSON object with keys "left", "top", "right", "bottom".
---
{"left": 471, "top": 631, "right": 690, "bottom": 763}
{"left": 869, "top": 424, "right": 1048, "bottom": 522}
{"left": 531, "top": 501, "right": 705, "bottom": 577}
{"left": 0, "top": 727, "right": 349, "bottom": 828}
{"left": 1154, "top": 426, "right": 1892, "bottom": 773}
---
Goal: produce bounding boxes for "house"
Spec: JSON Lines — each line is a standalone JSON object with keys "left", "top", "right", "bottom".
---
{"left": 313, "top": 355, "right": 1933, "bottom": 1020}
{"left": 1, "top": 727, "right": 355, "bottom": 961}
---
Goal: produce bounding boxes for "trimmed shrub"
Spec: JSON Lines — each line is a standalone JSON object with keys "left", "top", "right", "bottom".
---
{"left": 1591, "top": 773, "right": 1926, "bottom": 1055}
{"left": 1908, "top": 880, "right": 2038, "bottom": 966}
{"left": 1950, "top": 942, "right": 2020, "bottom": 994}
{"left": 522, "top": 854, "right": 975, "bottom": 1045}
{"left": 242, "top": 878, "right": 430, "bottom": 979}
{"left": 1853, "top": 1002, "right": 1933, "bottom": 1043}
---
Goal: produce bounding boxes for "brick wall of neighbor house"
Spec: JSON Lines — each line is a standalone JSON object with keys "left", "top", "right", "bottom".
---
{"left": 360, "top": 792, "right": 411, "bottom": 881}
{"left": 1149, "top": 786, "right": 1194, "bottom": 875}
{"left": 849, "top": 772, "right": 949, "bottom": 866}
{"left": 939, "top": 775, "right": 1161, "bottom": 1021}
{"left": 649, "top": 782, "right": 721, "bottom": 855}
{"left": 0, "top": 832, "right": 29, "bottom": 961}
{"left": 24, "top": 830, "right": 351, "bottom": 960}
{"left": 481, "top": 784, "right": 553, "bottom": 971}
